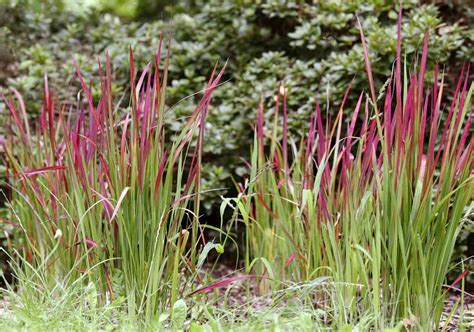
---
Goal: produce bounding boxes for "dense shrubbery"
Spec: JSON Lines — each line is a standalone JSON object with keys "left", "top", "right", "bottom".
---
{"left": 1, "top": 0, "right": 472, "bottom": 282}
{"left": 1, "top": 2, "right": 473, "bottom": 329}
{"left": 2, "top": 1, "right": 473, "bottom": 199}
{"left": 1, "top": 0, "right": 472, "bottom": 286}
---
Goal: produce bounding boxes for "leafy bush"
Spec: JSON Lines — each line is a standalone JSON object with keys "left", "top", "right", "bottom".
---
{"left": 1, "top": 2, "right": 473, "bottom": 329}
{"left": 3, "top": 39, "right": 224, "bottom": 322}
{"left": 1, "top": 0, "right": 473, "bottom": 214}
{"left": 225, "top": 15, "right": 473, "bottom": 328}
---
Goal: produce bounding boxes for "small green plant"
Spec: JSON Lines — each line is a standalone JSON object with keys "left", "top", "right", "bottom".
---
{"left": 228, "top": 6, "right": 473, "bottom": 329}
{"left": 3, "top": 35, "right": 224, "bottom": 323}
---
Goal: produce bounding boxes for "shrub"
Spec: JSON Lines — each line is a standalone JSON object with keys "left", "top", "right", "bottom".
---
{"left": 1, "top": 0, "right": 473, "bottom": 215}
{"left": 3, "top": 37, "right": 224, "bottom": 322}
{"left": 225, "top": 10, "right": 473, "bottom": 328}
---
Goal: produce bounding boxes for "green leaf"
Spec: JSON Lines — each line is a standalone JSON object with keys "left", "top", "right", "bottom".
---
{"left": 172, "top": 299, "right": 188, "bottom": 329}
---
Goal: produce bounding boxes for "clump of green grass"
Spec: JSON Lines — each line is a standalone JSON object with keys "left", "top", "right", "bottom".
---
{"left": 3, "top": 34, "right": 224, "bottom": 323}
{"left": 0, "top": 250, "right": 126, "bottom": 331}
{"left": 227, "top": 5, "right": 473, "bottom": 329}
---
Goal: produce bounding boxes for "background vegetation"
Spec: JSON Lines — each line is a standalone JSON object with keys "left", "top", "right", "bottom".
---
{"left": 1, "top": 0, "right": 473, "bottom": 287}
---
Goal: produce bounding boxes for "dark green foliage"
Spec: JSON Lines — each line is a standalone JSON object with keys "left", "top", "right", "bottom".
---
{"left": 0, "top": 0, "right": 473, "bottom": 297}
{"left": 1, "top": 0, "right": 473, "bottom": 216}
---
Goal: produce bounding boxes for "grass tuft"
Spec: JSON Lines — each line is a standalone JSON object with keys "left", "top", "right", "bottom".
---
{"left": 3, "top": 34, "right": 224, "bottom": 323}
{"left": 226, "top": 5, "right": 473, "bottom": 329}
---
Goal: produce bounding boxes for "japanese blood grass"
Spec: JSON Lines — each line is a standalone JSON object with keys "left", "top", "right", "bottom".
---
{"left": 229, "top": 16, "right": 474, "bottom": 331}
{"left": 3, "top": 36, "right": 225, "bottom": 323}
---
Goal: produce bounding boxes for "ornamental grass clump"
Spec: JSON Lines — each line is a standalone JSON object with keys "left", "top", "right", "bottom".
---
{"left": 3, "top": 35, "right": 224, "bottom": 322}
{"left": 232, "top": 8, "right": 473, "bottom": 329}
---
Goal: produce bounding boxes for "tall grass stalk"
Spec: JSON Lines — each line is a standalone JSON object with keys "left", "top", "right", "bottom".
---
{"left": 3, "top": 35, "right": 224, "bottom": 322}
{"left": 230, "top": 7, "right": 473, "bottom": 329}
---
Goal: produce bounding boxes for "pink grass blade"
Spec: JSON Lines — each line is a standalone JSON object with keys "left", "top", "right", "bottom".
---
{"left": 189, "top": 276, "right": 248, "bottom": 296}
{"left": 19, "top": 165, "right": 68, "bottom": 178}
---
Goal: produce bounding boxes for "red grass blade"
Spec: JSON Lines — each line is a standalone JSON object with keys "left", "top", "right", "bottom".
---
{"left": 19, "top": 165, "right": 68, "bottom": 178}
{"left": 189, "top": 276, "right": 248, "bottom": 296}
